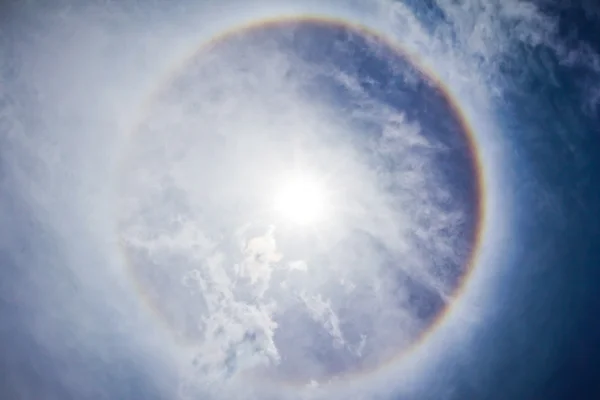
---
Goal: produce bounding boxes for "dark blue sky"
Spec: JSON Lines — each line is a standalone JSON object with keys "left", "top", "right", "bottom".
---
{"left": 499, "top": 2, "right": 600, "bottom": 398}
{"left": 430, "top": 1, "right": 600, "bottom": 397}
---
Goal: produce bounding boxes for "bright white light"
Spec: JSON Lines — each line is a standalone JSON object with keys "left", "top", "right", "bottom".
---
{"left": 274, "top": 171, "right": 329, "bottom": 226}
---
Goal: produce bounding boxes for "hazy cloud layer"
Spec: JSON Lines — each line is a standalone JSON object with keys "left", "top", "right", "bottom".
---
{"left": 1, "top": 1, "right": 598, "bottom": 400}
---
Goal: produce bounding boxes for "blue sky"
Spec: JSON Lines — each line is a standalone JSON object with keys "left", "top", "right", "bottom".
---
{"left": 1, "top": 1, "right": 600, "bottom": 399}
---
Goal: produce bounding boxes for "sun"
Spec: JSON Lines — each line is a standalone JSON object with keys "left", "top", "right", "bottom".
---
{"left": 273, "top": 171, "right": 329, "bottom": 226}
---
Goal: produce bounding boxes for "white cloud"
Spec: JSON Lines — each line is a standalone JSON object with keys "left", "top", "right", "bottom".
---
{"left": 300, "top": 292, "right": 346, "bottom": 348}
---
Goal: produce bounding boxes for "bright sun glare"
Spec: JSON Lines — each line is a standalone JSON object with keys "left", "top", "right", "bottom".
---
{"left": 274, "top": 171, "right": 329, "bottom": 226}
